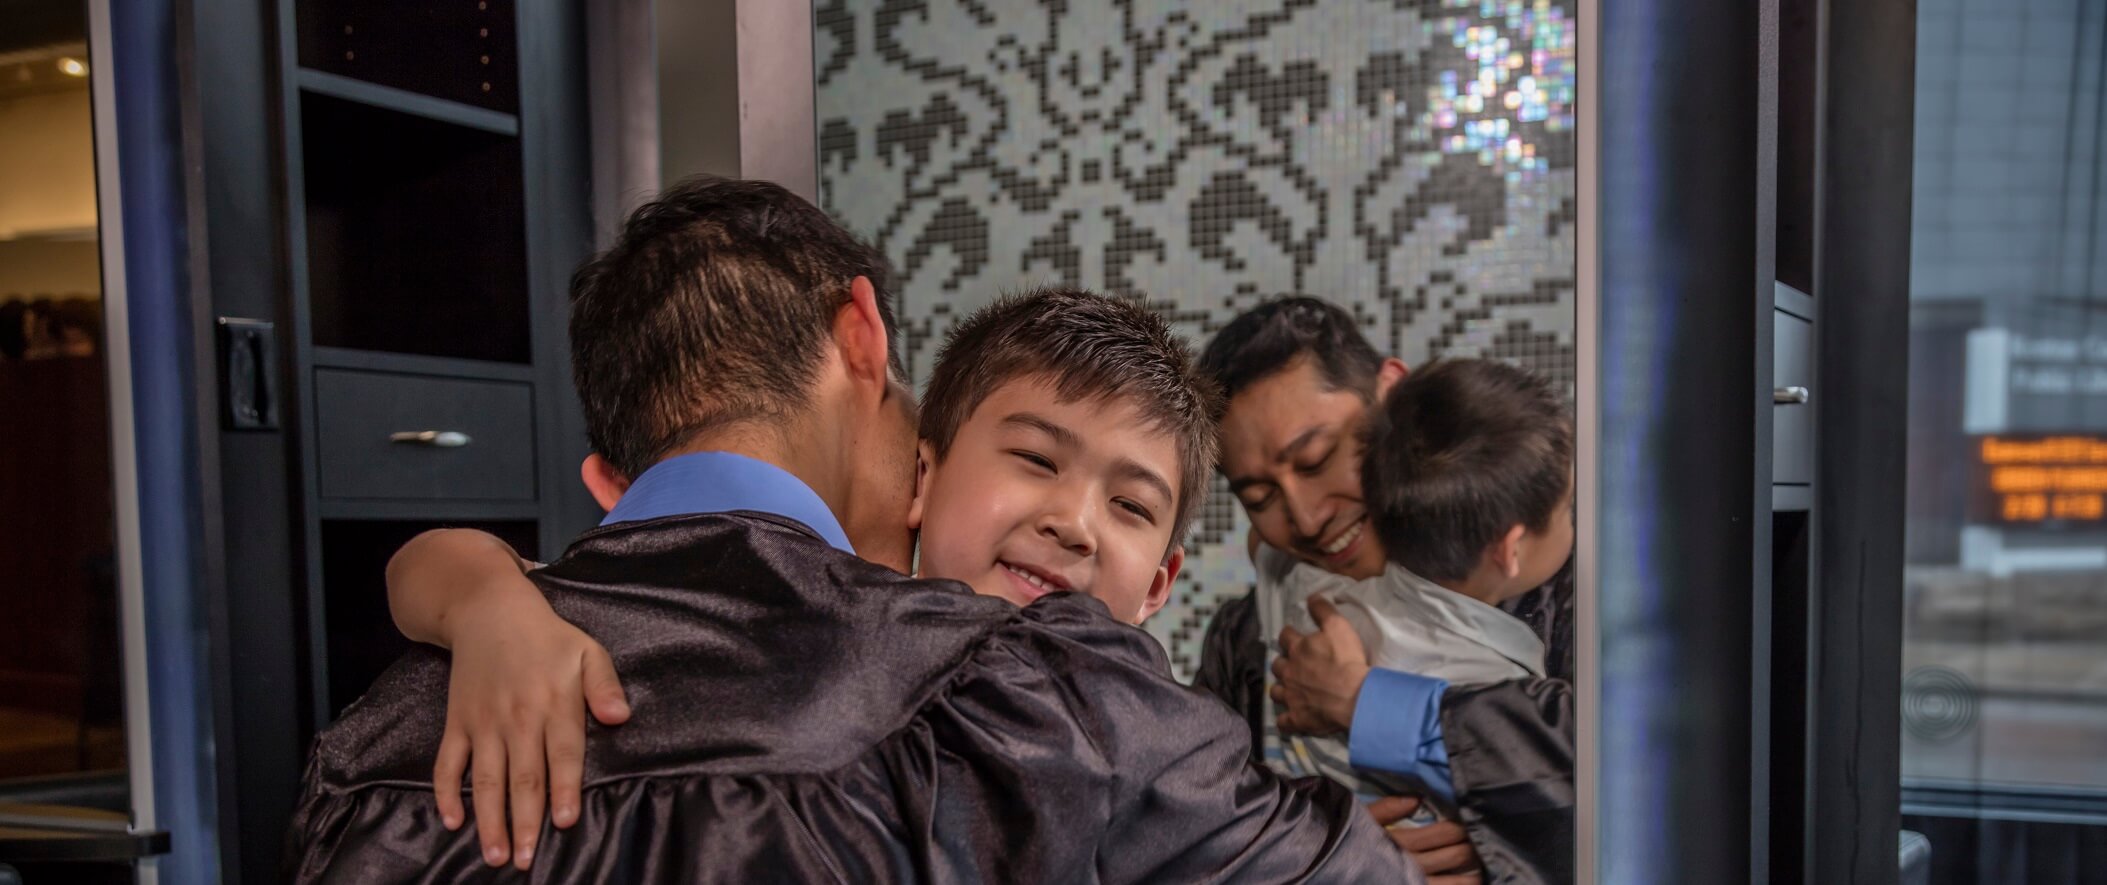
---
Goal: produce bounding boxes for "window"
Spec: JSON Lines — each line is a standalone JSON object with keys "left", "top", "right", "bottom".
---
{"left": 1901, "top": 0, "right": 2107, "bottom": 877}
{"left": 0, "top": 0, "right": 125, "bottom": 790}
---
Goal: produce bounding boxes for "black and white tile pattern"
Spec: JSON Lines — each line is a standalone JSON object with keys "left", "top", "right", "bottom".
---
{"left": 816, "top": 0, "right": 1577, "bottom": 678}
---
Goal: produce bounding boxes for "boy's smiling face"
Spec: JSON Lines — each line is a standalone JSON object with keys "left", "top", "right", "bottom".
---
{"left": 909, "top": 376, "right": 1185, "bottom": 624}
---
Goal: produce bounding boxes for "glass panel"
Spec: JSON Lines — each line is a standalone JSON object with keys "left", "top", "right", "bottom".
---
{"left": 811, "top": 0, "right": 1578, "bottom": 677}
{"left": 1902, "top": 0, "right": 2107, "bottom": 877}
{"left": 0, "top": 0, "right": 127, "bottom": 786}
{"left": 814, "top": 0, "right": 1578, "bottom": 879}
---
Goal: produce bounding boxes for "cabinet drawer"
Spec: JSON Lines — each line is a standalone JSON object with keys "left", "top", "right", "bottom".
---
{"left": 1774, "top": 310, "right": 1813, "bottom": 486}
{"left": 315, "top": 369, "right": 536, "bottom": 500}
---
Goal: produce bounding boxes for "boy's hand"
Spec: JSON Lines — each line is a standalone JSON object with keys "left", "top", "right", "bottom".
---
{"left": 1368, "top": 797, "right": 1484, "bottom": 885}
{"left": 430, "top": 590, "right": 630, "bottom": 870}
{"left": 1271, "top": 596, "right": 1372, "bottom": 735}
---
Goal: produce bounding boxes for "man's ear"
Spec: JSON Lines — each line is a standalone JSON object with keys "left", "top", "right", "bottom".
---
{"left": 1489, "top": 523, "right": 1527, "bottom": 579}
{"left": 1373, "top": 357, "right": 1411, "bottom": 401}
{"left": 580, "top": 454, "right": 631, "bottom": 512}
{"left": 834, "top": 275, "right": 894, "bottom": 394}
{"left": 907, "top": 440, "right": 936, "bottom": 532}
{"left": 1138, "top": 545, "right": 1184, "bottom": 624}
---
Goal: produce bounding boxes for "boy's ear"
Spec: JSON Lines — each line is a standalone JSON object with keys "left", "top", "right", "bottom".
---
{"left": 1489, "top": 523, "right": 1527, "bottom": 579}
{"left": 835, "top": 275, "right": 894, "bottom": 394}
{"left": 907, "top": 440, "right": 936, "bottom": 531}
{"left": 580, "top": 454, "right": 631, "bottom": 512}
{"left": 1373, "top": 357, "right": 1410, "bottom": 401}
{"left": 1138, "top": 545, "right": 1184, "bottom": 624}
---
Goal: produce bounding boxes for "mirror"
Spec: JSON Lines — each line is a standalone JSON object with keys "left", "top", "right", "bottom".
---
{"left": 809, "top": 2, "right": 1581, "bottom": 880}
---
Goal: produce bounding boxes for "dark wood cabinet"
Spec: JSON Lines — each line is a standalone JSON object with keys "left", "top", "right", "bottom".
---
{"left": 316, "top": 519, "right": 541, "bottom": 721}
{"left": 298, "top": 89, "right": 530, "bottom": 364}
{"left": 181, "top": 0, "right": 593, "bottom": 879}
{"left": 312, "top": 369, "right": 538, "bottom": 502}
{"left": 295, "top": 0, "right": 522, "bottom": 113}
{"left": 267, "top": 0, "right": 598, "bottom": 726}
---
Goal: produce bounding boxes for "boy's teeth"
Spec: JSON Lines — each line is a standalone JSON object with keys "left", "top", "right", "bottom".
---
{"left": 1322, "top": 523, "right": 1362, "bottom": 555}
{"left": 1005, "top": 563, "right": 1049, "bottom": 589}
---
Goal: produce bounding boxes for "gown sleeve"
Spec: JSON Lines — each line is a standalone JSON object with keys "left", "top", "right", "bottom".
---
{"left": 993, "top": 597, "right": 1427, "bottom": 884}
{"left": 1192, "top": 590, "right": 1267, "bottom": 761}
{"left": 1438, "top": 678, "right": 1576, "bottom": 885}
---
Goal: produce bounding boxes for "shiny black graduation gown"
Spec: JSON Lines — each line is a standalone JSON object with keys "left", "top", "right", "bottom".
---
{"left": 286, "top": 512, "right": 1422, "bottom": 883}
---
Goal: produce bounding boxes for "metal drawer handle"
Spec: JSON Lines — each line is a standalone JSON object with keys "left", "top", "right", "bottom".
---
{"left": 1774, "top": 386, "right": 1810, "bottom": 404}
{"left": 389, "top": 430, "right": 472, "bottom": 448}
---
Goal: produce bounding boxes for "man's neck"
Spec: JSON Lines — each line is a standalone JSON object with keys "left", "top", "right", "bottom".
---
{"left": 662, "top": 420, "right": 847, "bottom": 518}
{"left": 656, "top": 414, "right": 914, "bottom": 574}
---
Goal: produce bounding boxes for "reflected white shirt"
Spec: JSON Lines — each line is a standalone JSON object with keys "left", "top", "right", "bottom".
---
{"left": 1256, "top": 543, "right": 1546, "bottom": 686}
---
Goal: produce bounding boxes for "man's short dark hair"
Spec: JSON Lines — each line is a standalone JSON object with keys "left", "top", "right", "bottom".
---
{"left": 569, "top": 175, "right": 901, "bottom": 477}
{"left": 1363, "top": 359, "right": 1573, "bottom": 582}
{"left": 920, "top": 288, "right": 1222, "bottom": 547}
{"left": 1195, "top": 297, "right": 1386, "bottom": 407}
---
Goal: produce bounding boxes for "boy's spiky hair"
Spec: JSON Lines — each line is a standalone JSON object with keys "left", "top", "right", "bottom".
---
{"left": 1363, "top": 358, "right": 1573, "bottom": 581}
{"left": 920, "top": 288, "right": 1222, "bottom": 547}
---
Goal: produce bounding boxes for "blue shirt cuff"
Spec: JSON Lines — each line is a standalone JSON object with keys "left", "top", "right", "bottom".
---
{"left": 1348, "top": 668, "right": 1455, "bottom": 804}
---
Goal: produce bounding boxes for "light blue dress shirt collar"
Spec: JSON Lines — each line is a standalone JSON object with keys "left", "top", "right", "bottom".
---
{"left": 599, "top": 451, "right": 855, "bottom": 555}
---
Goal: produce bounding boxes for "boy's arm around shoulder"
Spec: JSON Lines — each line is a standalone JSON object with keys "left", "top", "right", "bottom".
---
{"left": 1440, "top": 677, "right": 1575, "bottom": 885}
{"left": 1007, "top": 596, "right": 1425, "bottom": 884}
{"left": 386, "top": 528, "right": 539, "bottom": 647}
{"left": 1190, "top": 590, "right": 1265, "bottom": 761}
{"left": 383, "top": 527, "right": 631, "bottom": 869}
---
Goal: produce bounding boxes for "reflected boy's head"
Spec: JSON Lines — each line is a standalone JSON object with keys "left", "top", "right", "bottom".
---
{"left": 567, "top": 176, "right": 919, "bottom": 570}
{"left": 1362, "top": 358, "right": 1573, "bottom": 603}
{"left": 1202, "top": 297, "right": 1407, "bottom": 580}
{"left": 910, "top": 289, "right": 1221, "bottom": 624}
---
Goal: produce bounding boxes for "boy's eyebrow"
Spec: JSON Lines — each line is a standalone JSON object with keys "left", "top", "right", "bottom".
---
{"left": 1000, "top": 412, "right": 1081, "bottom": 449}
{"left": 1005, "top": 412, "right": 1177, "bottom": 507}
{"left": 1111, "top": 457, "right": 1177, "bottom": 510}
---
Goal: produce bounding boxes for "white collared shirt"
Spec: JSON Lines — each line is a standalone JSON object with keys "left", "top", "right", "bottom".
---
{"left": 1255, "top": 544, "right": 1545, "bottom": 687}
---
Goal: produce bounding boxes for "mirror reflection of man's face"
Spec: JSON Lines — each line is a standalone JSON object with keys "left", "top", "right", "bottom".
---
{"left": 1218, "top": 358, "right": 1389, "bottom": 580}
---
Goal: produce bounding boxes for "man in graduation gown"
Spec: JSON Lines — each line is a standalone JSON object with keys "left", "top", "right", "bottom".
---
{"left": 285, "top": 177, "right": 1424, "bottom": 883}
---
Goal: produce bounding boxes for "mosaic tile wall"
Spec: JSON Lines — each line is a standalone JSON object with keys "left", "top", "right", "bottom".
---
{"left": 814, "top": 0, "right": 1577, "bottom": 679}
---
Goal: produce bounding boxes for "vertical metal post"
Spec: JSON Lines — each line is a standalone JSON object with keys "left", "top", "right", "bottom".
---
{"left": 97, "top": 0, "right": 224, "bottom": 879}
{"left": 587, "top": 0, "right": 661, "bottom": 244}
{"left": 654, "top": 0, "right": 816, "bottom": 200}
{"left": 1573, "top": 1, "right": 1601, "bottom": 881}
{"left": 1806, "top": 0, "right": 1914, "bottom": 879}
{"left": 87, "top": 0, "right": 156, "bottom": 853}
{"left": 1593, "top": 1, "right": 1770, "bottom": 882}
{"left": 731, "top": 0, "right": 815, "bottom": 199}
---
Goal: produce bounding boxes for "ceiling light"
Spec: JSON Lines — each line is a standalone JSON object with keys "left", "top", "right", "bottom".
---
{"left": 58, "top": 58, "right": 87, "bottom": 77}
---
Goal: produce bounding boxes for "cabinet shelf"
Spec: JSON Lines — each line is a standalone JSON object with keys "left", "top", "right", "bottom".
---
{"left": 310, "top": 346, "right": 536, "bottom": 383}
{"left": 296, "top": 0, "right": 519, "bottom": 114}
{"left": 297, "top": 68, "right": 518, "bottom": 136}
{"left": 316, "top": 499, "right": 542, "bottom": 521}
{"left": 318, "top": 519, "right": 539, "bottom": 715}
{"left": 299, "top": 90, "right": 530, "bottom": 364}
